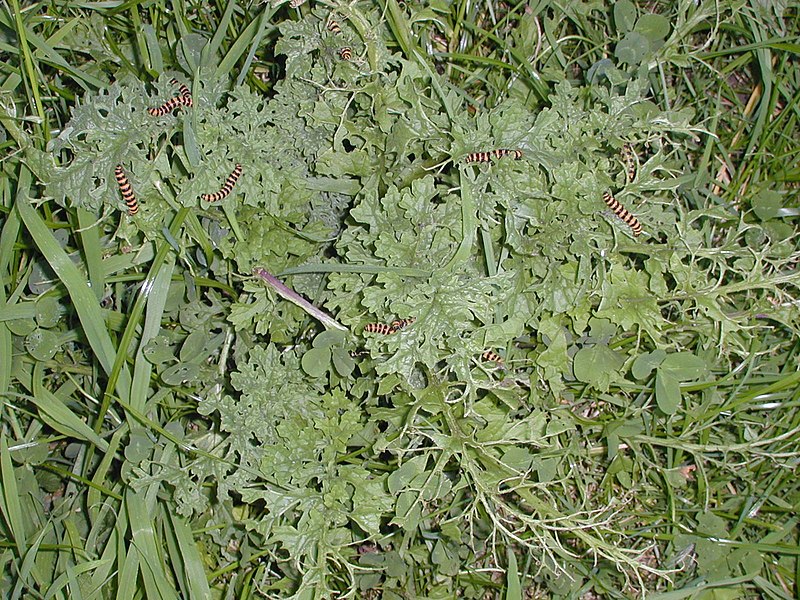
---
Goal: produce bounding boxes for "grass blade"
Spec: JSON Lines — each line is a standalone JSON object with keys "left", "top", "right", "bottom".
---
{"left": 0, "top": 434, "right": 27, "bottom": 556}
{"left": 126, "top": 490, "right": 180, "bottom": 600}
{"left": 30, "top": 363, "right": 109, "bottom": 452}
{"left": 16, "top": 186, "right": 132, "bottom": 402}
{"left": 130, "top": 255, "right": 174, "bottom": 413}
{"left": 167, "top": 509, "right": 211, "bottom": 599}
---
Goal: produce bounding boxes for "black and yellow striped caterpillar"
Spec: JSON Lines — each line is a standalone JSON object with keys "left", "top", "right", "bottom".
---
{"left": 147, "top": 95, "right": 192, "bottom": 116}
{"left": 327, "top": 17, "right": 342, "bottom": 35}
{"left": 364, "top": 322, "right": 394, "bottom": 335}
{"left": 602, "top": 191, "right": 642, "bottom": 237}
{"left": 621, "top": 143, "right": 636, "bottom": 183}
{"left": 481, "top": 350, "right": 503, "bottom": 364}
{"left": 201, "top": 164, "right": 243, "bottom": 202}
{"left": 465, "top": 149, "right": 523, "bottom": 163}
{"left": 338, "top": 47, "right": 353, "bottom": 61}
{"left": 148, "top": 79, "right": 192, "bottom": 116}
{"left": 364, "top": 318, "right": 416, "bottom": 335}
{"left": 390, "top": 318, "right": 415, "bottom": 332}
{"left": 114, "top": 165, "right": 138, "bottom": 216}
{"left": 170, "top": 77, "right": 192, "bottom": 101}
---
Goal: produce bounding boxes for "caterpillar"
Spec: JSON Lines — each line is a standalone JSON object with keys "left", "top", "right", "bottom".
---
{"left": 201, "top": 164, "right": 243, "bottom": 202}
{"left": 147, "top": 94, "right": 192, "bottom": 116}
{"left": 338, "top": 47, "right": 352, "bottom": 61}
{"left": 390, "top": 318, "right": 415, "bottom": 332}
{"left": 621, "top": 143, "right": 636, "bottom": 183}
{"left": 114, "top": 165, "right": 138, "bottom": 216}
{"left": 364, "top": 322, "right": 394, "bottom": 335}
{"left": 169, "top": 77, "right": 192, "bottom": 101}
{"left": 327, "top": 17, "right": 342, "bottom": 35}
{"left": 481, "top": 350, "right": 504, "bottom": 364}
{"left": 465, "top": 149, "right": 523, "bottom": 163}
{"left": 602, "top": 191, "right": 642, "bottom": 237}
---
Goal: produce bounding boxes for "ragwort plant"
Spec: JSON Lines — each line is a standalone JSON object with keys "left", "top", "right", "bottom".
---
{"left": 4, "top": 0, "right": 799, "bottom": 598}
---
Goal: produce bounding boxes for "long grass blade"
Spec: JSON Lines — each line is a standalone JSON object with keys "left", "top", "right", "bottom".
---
{"left": 167, "top": 509, "right": 211, "bottom": 599}
{"left": 16, "top": 187, "right": 132, "bottom": 402}
{"left": 31, "top": 363, "right": 109, "bottom": 451}
{"left": 0, "top": 434, "right": 27, "bottom": 556}
{"left": 126, "top": 490, "right": 180, "bottom": 600}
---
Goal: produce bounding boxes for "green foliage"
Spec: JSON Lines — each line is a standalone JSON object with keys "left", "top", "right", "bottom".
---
{"left": 1, "top": 0, "right": 799, "bottom": 599}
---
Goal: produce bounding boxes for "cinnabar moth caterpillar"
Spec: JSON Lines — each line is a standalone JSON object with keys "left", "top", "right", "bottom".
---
{"left": 481, "top": 350, "right": 503, "bottom": 364}
{"left": 621, "top": 143, "right": 636, "bottom": 183}
{"left": 338, "top": 47, "right": 352, "bottom": 61}
{"left": 364, "top": 323, "right": 394, "bottom": 335}
{"left": 390, "top": 318, "right": 415, "bottom": 332}
{"left": 170, "top": 77, "right": 192, "bottom": 100}
{"left": 602, "top": 191, "right": 642, "bottom": 237}
{"left": 465, "top": 149, "right": 523, "bottom": 163}
{"left": 114, "top": 165, "right": 138, "bottom": 216}
{"left": 201, "top": 164, "right": 243, "bottom": 202}
{"left": 147, "top": 94, "right": 192, "bottom": 116}
{"left": 327, "top": 18, "right": 342, "bottom": 34}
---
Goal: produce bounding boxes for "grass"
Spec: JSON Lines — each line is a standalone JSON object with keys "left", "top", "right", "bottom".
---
{"left": 1, "top": 0, "right": 799, "bottom": 598}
